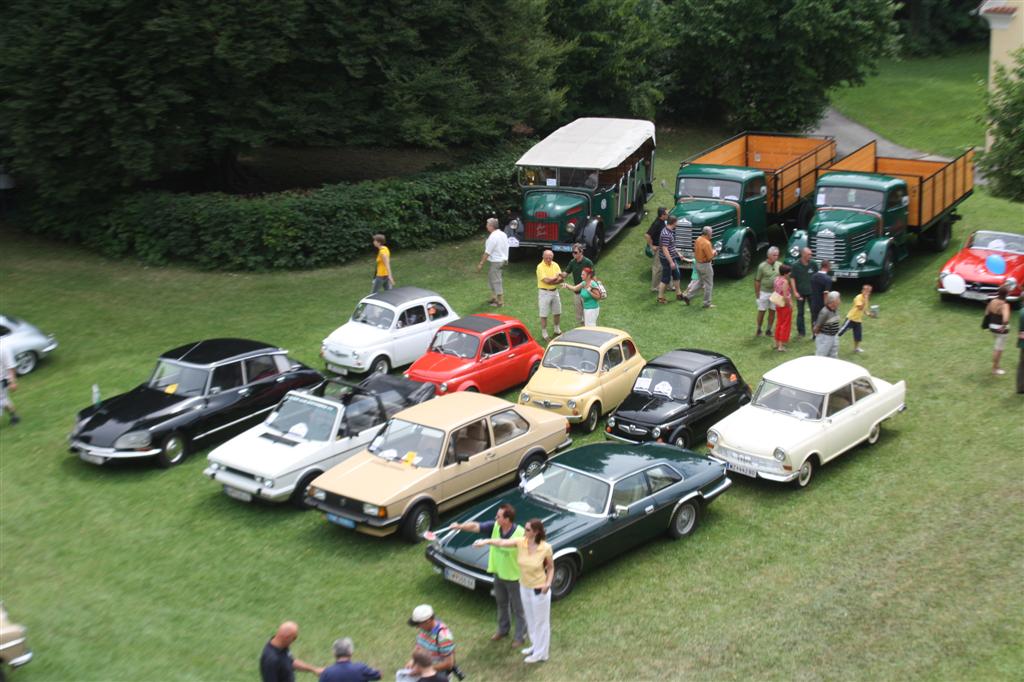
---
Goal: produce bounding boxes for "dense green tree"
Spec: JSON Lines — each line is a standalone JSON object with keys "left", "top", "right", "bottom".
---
{"left": 898, "top": 0, "right": 987, "bottom": 57}
{"left": 978, "top": 49, "right": 1024, "bottom": 202}
{"left": 546, "top": 0, "right": 671, "bottom": 120}
{"left": 663, "top": 0, "right": 899, "bottom": 131}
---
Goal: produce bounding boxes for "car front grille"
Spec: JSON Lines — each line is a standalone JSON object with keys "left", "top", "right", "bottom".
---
{"left": 810, "top": 233, "right": 845, "bottom": 264}
{"left": 225, "top": 466, "right": 256, "bottom": 480}
{"left": 525, "top": 221, "right": 559, "bottom": 241}
{"left": 674, "top": 221, "right": 729, "bottom": 254}
{"left": 325, "top": 492, "right": 365, "bottom": 513}
{"left": 616, "top": 422, "right": 649, "bottom": 437}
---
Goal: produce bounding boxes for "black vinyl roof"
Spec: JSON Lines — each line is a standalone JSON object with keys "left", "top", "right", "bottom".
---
{"left": 366, "top": 286, "right": 438, "bottom": 307}
{"left": 161, "top": 338, "right": 277, "bottom": 365}
{"left": 557, "top": 328, "right": 618, "bottom": 347}
{"left": 446, "top": 315, "right": 505, "bottom": 334}
{"left": 649, "top": 349, "right": 728, "bottom": 373}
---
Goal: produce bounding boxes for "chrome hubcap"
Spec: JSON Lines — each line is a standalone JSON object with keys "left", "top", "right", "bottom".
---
{"left": 165, "top": 437, "right": 184, "bottom": 462}
{"left": 414, "top": 511, "right": 431, "bottom": 535}
{"left": 676, "top": 505, "right": 695, "bottom": 533}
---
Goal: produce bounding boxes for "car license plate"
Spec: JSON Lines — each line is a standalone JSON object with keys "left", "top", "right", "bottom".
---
{"left": 224, "top": 486, "right": 252, "bottom": 503}
{"left": 327, "top": 513, "right": 356, "bottom": 529}
{"left": 326, "top": 363, "right": 349, "bottom": 375}
{"left": 833, "top": 270, "right": 857, "bottom": 278}
{"left": 552, "top": 244, "right": 573, "bottom": 253}
{"left": 725, "top": 461, "right": 757, "bottom": 478}
{"left": 962, "top": 290, "right": 989, "bottom": 301}
{"left": 78, "top": 452, "right": 106, "bottom": 466}
{"left": 444, "top": 567, "right": 476, "bottom": 590}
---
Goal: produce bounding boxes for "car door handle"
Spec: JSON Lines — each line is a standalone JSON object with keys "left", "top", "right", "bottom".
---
{"left": 508, "top": 353, "right": 516, "bottom": 358}
{"left": 485, "top": 452, "right": 496, "bottom": 460}
{"left": 644, "top": 505, "right": 655, "bottom": 514}
{"left": 238, "top": 388, "right": 251, "bottom": 397}
{"left": 275, "top": 376, "right": 287, "bottom": 383}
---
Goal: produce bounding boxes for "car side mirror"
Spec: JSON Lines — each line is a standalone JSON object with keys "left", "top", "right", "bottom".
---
{"left": 209, "top": 386, "right": 221, "bottom": 395}
{"left": 760, "top": 185, "right": 767, "bottom": 196}
{"left": 613, "top": 504, "right": 628, "bottom": 518}
{"left": 455, "top": 452, "right": 470, "bottom": 464}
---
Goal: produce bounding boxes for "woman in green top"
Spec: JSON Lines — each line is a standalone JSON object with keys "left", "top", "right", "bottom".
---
{"left": 563, "top": 267, "right": 604, "bottom": 327}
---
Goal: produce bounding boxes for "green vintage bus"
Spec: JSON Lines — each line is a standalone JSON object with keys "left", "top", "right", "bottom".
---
{"left": 507, "top": 118, "right": 656, "bottom": 261}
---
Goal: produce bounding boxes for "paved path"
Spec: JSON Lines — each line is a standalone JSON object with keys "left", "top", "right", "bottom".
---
{"left": 813, "top": 106, "right": 951, "bottom": 161}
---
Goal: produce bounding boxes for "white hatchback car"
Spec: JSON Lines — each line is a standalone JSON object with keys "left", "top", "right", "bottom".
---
{"left": 204, "top": 375, "right": 435, "bottom": 505}
{"left": 321, "top": 287, "right": 458, "bottom": 376}
{"left": 706, "top": 356, "right": 906, "bottom": 488}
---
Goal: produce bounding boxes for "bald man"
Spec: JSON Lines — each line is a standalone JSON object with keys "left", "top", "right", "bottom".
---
{"left": 260, "top": 621, "right": 324, "bottom": 682}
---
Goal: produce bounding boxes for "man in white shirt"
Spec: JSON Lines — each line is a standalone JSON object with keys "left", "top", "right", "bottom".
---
{"left": 477, "top": 217, "right": 510, "bottom": 307}
{"left": 0, "top": 338, "right": 20, "bottom": 425}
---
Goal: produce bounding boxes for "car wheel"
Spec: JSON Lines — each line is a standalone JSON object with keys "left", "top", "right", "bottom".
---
{"left": 14, "top": 351, "right": 37, "bottom": 375}
{"left": 671, "top": 429, "right": 691, "bottom": 449}
{"left": 290, "top": 471, "right": 321, "bottom": 509}
{"left": 528, "top": 360, "right": 541, "bottom": 380}
{"left": 401, "top": 502, "right": 436, "bottom": 543}
{"left": 866, "top": 422, "right": 881, "bottom": 446}
{"left": 551, "top": 557, "right": 578, "bottom": 601}
{"left": 583, "top": 403, "right": 601, "bottom": 433}
{"left": 156, "top": 432, "right": 188, "bottom": 468}
{"left": 517, "top": 453, "right": 546, "bottom": 481}
{"left": 668, "top": 499, "right": 701, "bottom": 539}
{"left": 874, "top": 247, "right": 895, "bottom": 293}
{"left": 795, "top": 457, "right": 815, "bottom": 488}
{"left": 368, "top": 356, "right": 390, "bottom": 377}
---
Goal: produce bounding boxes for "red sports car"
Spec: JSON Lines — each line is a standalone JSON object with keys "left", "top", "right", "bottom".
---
{"left": 938, "top": 230, "right": 1023, "bottom": 302}
{"left": 405, "top": 314, "right": 544, "bottom": 395}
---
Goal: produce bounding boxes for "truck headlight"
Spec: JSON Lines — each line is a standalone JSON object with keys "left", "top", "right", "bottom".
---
{"left": 790, "top": 245, "right": 800, "bottom": 258}
{"left": 607, "top": 416, "right": 616, "bottom": 428}
{"left": 520, "top": 392, "right": 530, "bottom": 403}
{"left": 856, "top": 252, "right": 868, "bottom": 265}
{"left": 680, "top": 218, "right": 692, "bottom": 227}
{"left": 363, "top": 503, "right": 384, "bottom": 517}
{"left": 566, "top": 220, "right": 577, "bottom": 233}
{"left": 707, "top": 430, "right": 720, "bottom": 447}
{"left": 115, "top": 430, "right": 152, "bottom": 449}
{"left": 567, "top": 399, "right": 577, "bottom": 409}
{"left": 714, "top": 241, "right": 723, "bottom": 251}
{"left": 773, "top": 447, "right": 786, "bottom": 462}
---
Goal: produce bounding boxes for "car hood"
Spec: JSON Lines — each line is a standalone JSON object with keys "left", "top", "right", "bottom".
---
{"left": 525, "top": 367, "right": 596, "bottom": 398}
{"left": 524, "top": 191, "right": 588, "bottom": 220}
{"left": 811, "top": 209, "right": 880, "bottom": 236}
{"left": 712, "top": 404, "right": 823, "bottom": 454}
{"left": 407, "top": 352, "right": 475, "bottom": 381}
{"left": 435, "top": 492, "right": 605, "bottom": 568}
{"left": 671, "top": 200, "right": 735, "bottom": 226}
{"left": 76, "top": 385, "right": 197, "bottom": 446}
{"left": 324, "top": 322, "right": 391, "bottom": 350}
{"left": 311, "top": 452, "right": 434, "bottom": 505}
{"left": 207, "top": 424, "right": 329, "bottom": 477}
{"left": 943, "top": 249, "right": 1024, "bottom": 286}
{"left": 613, "top": 393, "right": 689, "bottom": 424}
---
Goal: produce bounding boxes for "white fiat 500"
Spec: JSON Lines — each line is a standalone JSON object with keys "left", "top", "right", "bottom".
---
{"left": 706, "top": 356, "right": 906, "bottom": 488}
{"left": 204, "top": 375, "right": 434, "bottom": 505}
{"left": 321, "top": 287, "right": 458, "bottom": 377}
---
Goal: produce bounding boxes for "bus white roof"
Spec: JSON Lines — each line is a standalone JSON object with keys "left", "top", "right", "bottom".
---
{"left": 516, "top": 118, "right": 656, "bottom": 171}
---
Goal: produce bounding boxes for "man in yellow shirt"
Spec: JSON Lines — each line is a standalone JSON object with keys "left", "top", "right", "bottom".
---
{"left": 839, "top": 284, "right": 873, "bottom": 353}
{"left": 535, "top": 250, "right": 564, "bottom": 341}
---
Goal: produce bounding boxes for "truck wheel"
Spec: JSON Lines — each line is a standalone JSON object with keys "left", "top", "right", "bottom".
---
{"left": 926, "top": 219, "right": 952, "bottom": 252}
{"left": 873, "top": 248, "right": 895, "bottom": 293}
{"left": 585, "top": 237, "right": 603, "bottom": 262}
{"left": 797, "top": 201, "right": 814, "bottom": 231}
{"left": 728, "top": 236, "right": 754, "bottom": 278}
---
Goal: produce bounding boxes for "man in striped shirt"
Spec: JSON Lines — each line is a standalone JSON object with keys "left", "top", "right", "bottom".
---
{"left": 813, "top": 291, "right": 842, "bottom": 358}
{"left": 398, "top": 605, "right": 456, "bottom": 681}
{"left": 657, "top": 216, "right": 682, "bottom": 303}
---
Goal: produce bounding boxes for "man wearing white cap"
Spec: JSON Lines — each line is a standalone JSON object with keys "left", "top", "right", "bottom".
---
{"left": 396, "top": 605, "right": 458, "bottom": 682}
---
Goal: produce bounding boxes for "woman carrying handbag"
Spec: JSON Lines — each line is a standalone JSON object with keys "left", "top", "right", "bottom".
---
{"left": 772, "top": 264, "right": 793, "bottom": 352}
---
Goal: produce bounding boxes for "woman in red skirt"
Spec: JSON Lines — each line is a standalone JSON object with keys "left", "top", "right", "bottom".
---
{"left": 774, "top": 264, "right": 793, "bottom": 352}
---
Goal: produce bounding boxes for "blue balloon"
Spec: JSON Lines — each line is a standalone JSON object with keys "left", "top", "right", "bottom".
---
{"left": 986, "top": 253, "right": 1007, "bottom": 275}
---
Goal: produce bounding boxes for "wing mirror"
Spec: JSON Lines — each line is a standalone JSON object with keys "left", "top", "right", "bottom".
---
{"left": 613, "top": 504, "right": 629, "bottom": 518}
{"left": 455, "top": 452, "right": 470, "bottom": 464}
{"left": 901, "top": 195, "right": 910, "bottom": 207}
{"left": 209, "top": 386, "right": 221, "bottom": 395}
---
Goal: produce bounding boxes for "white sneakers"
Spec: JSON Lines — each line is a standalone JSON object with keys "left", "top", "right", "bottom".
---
{"left": 524, "top": 654, "right": 547, "bottom": 664}
{"left": 854, "top": 347, "right": 865, "bottom": 353}
{"left": 521, "top": 647, "right": 533, "bottom": 655}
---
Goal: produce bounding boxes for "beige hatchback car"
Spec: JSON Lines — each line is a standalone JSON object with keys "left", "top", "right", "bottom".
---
{"left": 306, "top": 392, "right": 571, "bottom": 541}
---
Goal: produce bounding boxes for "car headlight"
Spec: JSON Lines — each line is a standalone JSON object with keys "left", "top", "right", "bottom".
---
{"left": 652, "top": 426, "right": 662, "bottom": 438}
{"left": 311, "top": 488, "right": 326, "bottom": 501}
{"left": 264, "top": 479, "right": 274, "bottom": 488}
{"left": 607, "top": 416, "right": 616, "bottom": 428}
{"left": 790, "top": 245, "right": 800, "bottom": 258}
{"left": 439, "top": 382, "right": 448, "bottom": 393}
{"left": 856, "top": 252, "right": 868, "bottom": 265}
{"left": 520, "top": 392, "right": 530, "bottom": 403}
{"left": 114, "top": 430, "right": 152, "bottom": 449}
{"left": 707, "top": 430, "right": 720, "bottom": 447}
{"left": 363, "top": 503, "right": 385, "bottom": 517}
{"left": 773, "top": 447, "right": 786, "bottom": 462}
{"left": 208, "top": 462, "right": 221, "bottom": 472}
{"left": 567, "top": 399, "right": 577, "bottom": 409}
{"left": 566, "top": 220, "right": 577, "bottom": 233}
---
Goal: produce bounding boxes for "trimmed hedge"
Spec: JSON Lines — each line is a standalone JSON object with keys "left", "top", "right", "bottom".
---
{"left": 86, "top": 144, "right": 529, "bottom": 270}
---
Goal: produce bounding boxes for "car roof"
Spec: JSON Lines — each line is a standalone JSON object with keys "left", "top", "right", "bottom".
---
{"left": 516, "top": 118, "right": 656, "bottom": 171}
{"left": 364, "top": 286, "right": 440, "bottom": 308}
{"left": 763, "top": 356, "right": 871, "bottom": 394}
{"left": 553, "top": 327, "right": 625, "bottom": 349}
{"left": 392, "top": 392, "right": 514, "bottom": 429}
{"left": 648, "top": 349, "right": 728, "bottom": 374}
{"left": 444, "top": 314, "right": 510, "bottom": 335}
{"left": 818, "top": 172, "right": 903, "bottom": 192}
{"left": 553, "top": 442, "right": 696, "bottom": 480}
{"left": 160, "top": 338, "right": 278, "bottom": 365}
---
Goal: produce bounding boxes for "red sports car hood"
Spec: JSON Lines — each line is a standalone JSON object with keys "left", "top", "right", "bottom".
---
{"left": 944, "top": 249, "right": 1024, "bottom": 286}
{"left": 406, "top": 351, "right": 475, "bottom": 381}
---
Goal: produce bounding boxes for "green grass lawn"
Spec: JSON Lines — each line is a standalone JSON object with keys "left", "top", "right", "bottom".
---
{"left": 829, "top": 50, "right": 989, "bottom": 158}
{"left": 1, "top": 127, "right": 1022, "bottom": 681}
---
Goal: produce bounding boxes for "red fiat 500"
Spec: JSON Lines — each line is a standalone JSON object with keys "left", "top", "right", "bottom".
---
{"left": 406, "top": 315, "right": 544, "bottom": 395}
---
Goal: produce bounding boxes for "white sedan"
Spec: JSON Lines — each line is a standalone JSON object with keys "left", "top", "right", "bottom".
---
{"left": 321, "top": 287, "right": 457, "bottom": 376}
{"left": 706, "top": 356, "right": 906, "bottom": 488}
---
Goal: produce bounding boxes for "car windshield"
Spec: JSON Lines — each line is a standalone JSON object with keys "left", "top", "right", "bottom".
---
{"left": 267, "top": 395, "right": 338, "bottom": 442}
{"left": 368, "top": 418, "right": 445, "bottom": 468}
{"left": 677, "top": 178, "right": 741, "bottom": 202}
{"left": 351, "top": 302, "right": 395, "bottom": 329}
{"left": 752, "top": 380, "right": 824, "bottom": 420}
{"left": 148, "top": 360, "right": 209, "bottom": 397}
{"left": 523, "top": 463, "right": 610, "bottom": 515}
{"left": 430, "top": 330, "right": 480, "bottom": 359}
{"left": 633, "top": 367, "right": 692, "bottom": 401}
{"left": 816, "top": 186, "right": 884, "bottom": 211}
{"left": 969, "top": 231, "right": 1024, "bottom": 254}
{"left": 542, "top": 344, "right": 599, "bottom": 374}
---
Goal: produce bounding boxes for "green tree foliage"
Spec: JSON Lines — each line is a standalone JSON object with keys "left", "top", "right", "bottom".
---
{"left": 897, "top": 0, "right": 987, "bottom": 57}
{"left": 547, "top": 0, "right": 671, "bottom": 120}
{"left": 664, "top": 0, "right": 899, "bottom": 130}
{"left": 979, "top": 49, "right": 1024, "bottom": 202}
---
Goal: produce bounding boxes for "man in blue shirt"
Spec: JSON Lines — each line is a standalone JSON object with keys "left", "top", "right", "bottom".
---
{"left": 318, "top": 638, "right": 380, "bottom": 682}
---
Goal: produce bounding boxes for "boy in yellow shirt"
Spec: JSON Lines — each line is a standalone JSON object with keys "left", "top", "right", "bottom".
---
{"left": 839, "top": 284, "right": 874, "bottom": 353}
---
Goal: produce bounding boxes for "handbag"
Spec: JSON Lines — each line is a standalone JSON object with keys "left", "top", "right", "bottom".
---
{"left": 769, "top": 292, "right": 786, "bottom": 308}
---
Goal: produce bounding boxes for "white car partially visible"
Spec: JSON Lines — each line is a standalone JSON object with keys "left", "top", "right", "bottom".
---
{"left": 0, "top": 314, "right": 57, "bottom": 375}
{"left": 706, "top": 356, "right": 906, "bottom": 488}
{"left": 320, "top": 287, "right": 457, "bottom": 377}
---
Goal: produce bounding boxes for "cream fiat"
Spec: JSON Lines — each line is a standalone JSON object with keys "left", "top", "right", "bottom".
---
{"left": 305, "top": 392, "right": 571, "bottom": 541}
{"left": 707, "top": 356, "right": 906, "bottom": 488}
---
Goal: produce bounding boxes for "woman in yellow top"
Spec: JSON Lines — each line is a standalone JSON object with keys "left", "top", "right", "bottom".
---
{"left": 475, "top": 518, "right": 554, "bottom": 663}
{"left": 371, "top": 234, "right": 394, "bottom": 294}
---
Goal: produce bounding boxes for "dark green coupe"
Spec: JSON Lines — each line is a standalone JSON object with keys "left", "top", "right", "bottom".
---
{"left": 424, "top": 442, "right": 731, "bottom": 600}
